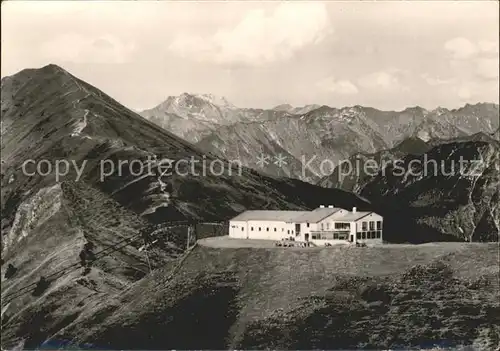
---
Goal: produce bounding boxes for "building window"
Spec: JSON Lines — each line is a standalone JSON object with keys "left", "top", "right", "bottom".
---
{"left": 259, "top": 227, "right": 261, "bottom": 231}
{"left": 321, "top": 223, "right": 324, "bottom": 230}
{"left": 266, "top": 227, "right": 269, "bottom": 231}
{"left": 369, "top": 221, "right": 375, "bottom": 230}
{"left": 376, "top": 221, "right": 382, "bottom": 230}
{"left": 307, "top": 223, "right": 310, "bottom": 228}
{"left": 362, "top": 232, "right": 366, "bottom": 239}
{"left": 333, "top": 233, "right": 339, "bottom": 240}
{"left": 338, "top": 233, "right": 348, "bottom": 240}
{"left": 321, "top": 233, "right": 335, "bottom": 240}
{"left": 376, "top": 231, "right": 381, "bottom": 238}
{"left": 356, "top": 232, "right": 361, "bottom": 240}
{"left": 311, "top": 234, "right": 317, "bottom": 239}
{"left": 274, "top": 228, "right": 277, "bottom": 232}
{"left": 326, "top": 222, "right": 330, "bottom": 230}
{"left": 287, "top": 230, "right": 290, "bottom": 234}
{"left": 362, "top": 222, "right": 367, "bottom": 231}
{"left": 282, "top": 228, "right": 284, "bottom": 232}
{"left": 335, "top": 222, "right": 350, "bottom": 230}
{"left": 251, "top": 227, "right": 254, "bottom": 231}
{"left": 242, "top": 227, "right": 244, "bottom": 231}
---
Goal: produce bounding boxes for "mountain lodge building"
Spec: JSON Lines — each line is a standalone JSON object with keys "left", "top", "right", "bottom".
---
{"left": 229, "top": 206, "right": 383, "bottom": 246}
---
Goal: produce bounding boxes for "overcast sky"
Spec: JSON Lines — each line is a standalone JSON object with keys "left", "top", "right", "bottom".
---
{"left": 2, "top": 1, "right": 498, "bottom": 111}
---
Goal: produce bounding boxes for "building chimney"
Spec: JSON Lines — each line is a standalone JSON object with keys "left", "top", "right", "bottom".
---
{"left": 328, "top": 205, "right": 334, "bottom": 208}
{"left": 320, "top": 205, "right": 325, "bottom": 208}
{"left": 352, "top": 207, "right": 357, "bottom": 213}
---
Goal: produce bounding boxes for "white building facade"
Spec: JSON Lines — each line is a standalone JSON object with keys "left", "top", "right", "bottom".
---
{"left": 229, "top": 206, "right": 383, "bottom": 246}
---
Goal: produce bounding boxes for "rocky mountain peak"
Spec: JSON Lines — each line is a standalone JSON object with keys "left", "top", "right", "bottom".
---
{"left": 430, "top": 106, "right": 450, "bottom": 116}
{"left": 170, "top": 93, "right": 235, "bottom": 109}
{"left": 401, "top": 106, "right": 428, "bottom": 115}
{"left": 197, "top": 93, "right": 235, "bottom": 108}
{"left": 272, "top": 103, "right": 294, "bottom": 112}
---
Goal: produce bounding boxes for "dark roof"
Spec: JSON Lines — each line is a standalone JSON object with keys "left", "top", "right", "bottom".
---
{"left": 294, "top": 207, "right": 342, "bottom": 223}
{"left": 230, "top": 208, "right": 379, "bottom": 223}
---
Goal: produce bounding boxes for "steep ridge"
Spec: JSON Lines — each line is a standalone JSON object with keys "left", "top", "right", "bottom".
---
{"left": 1, "top": 64, "right": 373, "bottom": 348}
{"left": 1, "top": 64, "right": 369, "bottom": 235}
{"left": 0, "top": 180, "right": 180, "bottom": 349}
{"left": 335, "top": 105, "right": 499, "bottom": 146}
{"left": 272, "top": 103, "right": 322, "bottom": 114}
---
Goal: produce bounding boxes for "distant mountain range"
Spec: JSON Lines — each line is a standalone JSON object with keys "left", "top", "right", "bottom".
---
{"left": 140, "top": 93, "right": 294, "bottom": 143}
{"left": 141, "top": 95, "right": 499, "bottom": 181}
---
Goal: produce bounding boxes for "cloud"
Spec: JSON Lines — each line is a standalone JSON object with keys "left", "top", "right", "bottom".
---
{"left": 443, "top": 37, "right": 499, "bottom": 82}
{"left": 316, "top": 76, "right": 358, "bottom": 95}
{"left": 478, "top": 40, "right": 499, "bottom": 55}
{"left": 421, "top": 74, "right": 456, "bottom": 86}
{"left": 452, "top": 78, "right": 498, "bottom": 104}
{"left": 444, "top": 37, "right": 478, "bottom": 59}
{"left": 168, "top": 2, "right": 332, "bottom": 66}
{"left": 40, "top": 34, "right": 135, "bottom": 64}
{"left": 358, "top": 68, "right": 408, "bottom": 91}
{"left": 457, "top": 85, "right": 472, "bottom": 100}
{"left": 475, "top": 58, "right": 499, "bottom": 80}
{"left": 444, "top": 37, "right": 499, "bottom": 60}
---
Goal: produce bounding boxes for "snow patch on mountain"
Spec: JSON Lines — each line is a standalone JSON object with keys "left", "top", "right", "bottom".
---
{"left": 197, "top": 93, "right": 236, "bottom": 108}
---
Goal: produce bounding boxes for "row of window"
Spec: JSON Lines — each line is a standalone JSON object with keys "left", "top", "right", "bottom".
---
{"left": 318, "top": 222, "right": 351, "bottom": 231}
{"left": 311, "top": 233, "right": 349, "bottom": 240}
{"left": 357, "top": 231, "right": 382, "bottom": 239}
{"left": 361, "top": 221, "right": 382, "bottom": 231}
{"left": 249, "top": 227, "right": 295, "bottom": 235}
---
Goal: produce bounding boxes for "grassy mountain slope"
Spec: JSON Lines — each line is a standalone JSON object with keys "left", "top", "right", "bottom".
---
{"left": 4, "top": 242, "right": 497, "bottom": 350}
